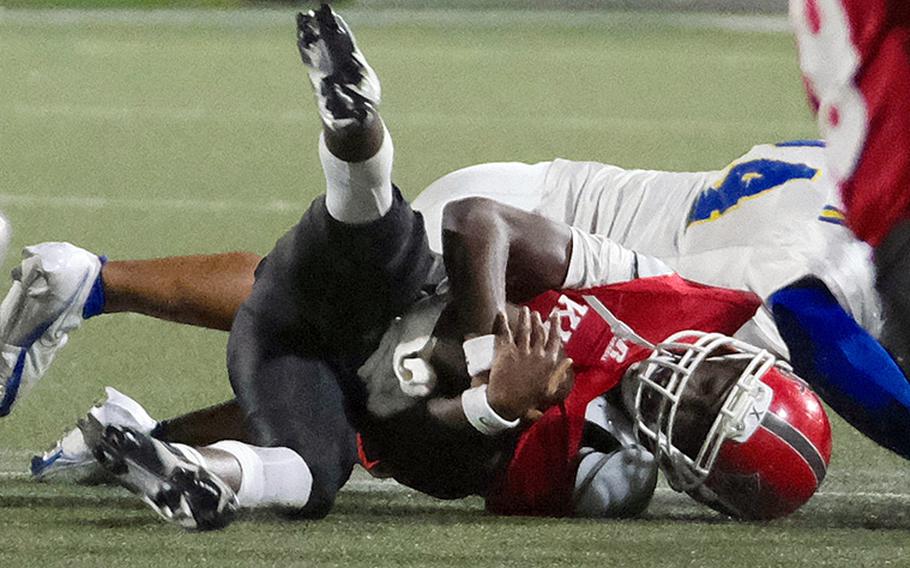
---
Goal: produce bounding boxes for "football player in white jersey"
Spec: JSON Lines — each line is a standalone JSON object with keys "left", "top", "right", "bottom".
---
{"left": 412, "top": 141, "right": 878, "bottom": 358}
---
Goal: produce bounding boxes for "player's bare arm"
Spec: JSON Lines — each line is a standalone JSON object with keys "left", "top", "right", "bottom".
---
{"left": 441, "top": 196, "right": 573, "bottom": 338}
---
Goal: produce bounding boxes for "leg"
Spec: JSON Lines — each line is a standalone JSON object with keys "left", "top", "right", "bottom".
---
{"left": 77, "top": 315, "right": 355, "bottom": 529}
{"left": 0, "top": 247, "right": 260, "bottom": 416}
{"left": 84, "top": 413, "right": 321, "bottom": 530}
{"left": 771, "top": 279, "right": 910, "bottom": 460}
{"left": 226, "top": 306, "right": 358, "bottom": 519}
{"left": 239, "top": 5, "right": 434, "bottom": 357}
{"left": 299, "top": 5, "right": 391, "bottom": 225}
{"left": 212, "top": 6, "right": 435, "bottom": 524}
{"left": 31, "top": 390, "right": 252, "bottom": 482}
{"left": 155, "top": 399, "right": 251, "bottom": 446}
{"left": 102, "top": 252, "right": 260, "bottom": 331}
{"left": 0, "top": 243, "right": 103, "bottom": 416}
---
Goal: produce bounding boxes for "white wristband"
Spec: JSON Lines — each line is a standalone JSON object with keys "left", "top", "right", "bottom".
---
{"left": 461, "top": 384, "right": 520, "bottom": 436}
{"left": 463, "top": 334, "right": 496, "bottom": 377}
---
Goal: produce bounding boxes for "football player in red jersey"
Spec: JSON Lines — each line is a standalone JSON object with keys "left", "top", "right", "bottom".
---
{"left": 25, "top": 203, "right": 832, "bottom": 524}
{"left": 790, "top": 0, "right": 910, "bottom": 373}
{"left": 438, "top": 197, "right": 831, "bottom": 521}
{"left": 484, "top": 285, "right": 831, "bottom": 521}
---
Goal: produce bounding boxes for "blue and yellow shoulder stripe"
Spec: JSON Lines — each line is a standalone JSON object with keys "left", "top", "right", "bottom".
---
{"left": 686, "top": 158, "right": 822, "bottom": 229}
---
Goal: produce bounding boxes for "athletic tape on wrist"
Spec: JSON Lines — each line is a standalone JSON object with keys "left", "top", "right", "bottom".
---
{"left": 463, "top": 334, "right": 496, "bottom": 377}
{"left": 461, "top": 384, "right": 520, "bottom": 436}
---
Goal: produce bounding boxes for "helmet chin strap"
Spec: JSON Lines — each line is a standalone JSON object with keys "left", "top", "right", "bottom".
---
{"left": 584, "top": 295, "right": 657, "bottom": 418}
{"left": 619, "top": 366, "right": 642, "bottom": 416}
{"left": 582, "top": 295, "right": 656, "bottom": 349}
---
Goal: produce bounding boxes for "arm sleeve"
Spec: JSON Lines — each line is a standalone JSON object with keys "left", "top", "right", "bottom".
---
{"left": 562, "top": 227, "right": 672, "bottom": 289}
{"left": 770, "top": 278, "right": 910, "bottom": 460}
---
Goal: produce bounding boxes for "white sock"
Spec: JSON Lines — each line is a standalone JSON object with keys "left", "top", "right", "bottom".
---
{"left": 207, "top": 441, "right": 313, "bottom": 509}
{"left": 320, "top": 126, "right": 394, "bottom": 223}
{"left": 171, "top": 443, "right": 207, "bottom": 467}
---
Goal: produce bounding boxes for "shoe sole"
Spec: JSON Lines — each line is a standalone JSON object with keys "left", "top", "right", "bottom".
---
{"left": 297, "top": 6, "right": 374, "bottom": 123}
{"left": 81, "top": 417, "right": 237, "bottom": 531}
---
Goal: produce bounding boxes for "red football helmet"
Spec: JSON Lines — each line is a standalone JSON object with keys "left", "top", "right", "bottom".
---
{"left": 630, "top": 330, "right": 832, "bottom": 520}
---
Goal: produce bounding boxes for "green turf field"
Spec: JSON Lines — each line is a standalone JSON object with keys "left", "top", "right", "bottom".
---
{"left": 1, "top": 8, "right": 908, "bottom": 567}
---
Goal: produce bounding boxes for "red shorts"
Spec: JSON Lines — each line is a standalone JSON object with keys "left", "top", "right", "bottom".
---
{"left": 791, "top": 0, "right": 910, "bottom": 246}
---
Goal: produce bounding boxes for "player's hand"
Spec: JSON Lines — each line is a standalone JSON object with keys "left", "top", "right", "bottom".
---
{"left": 485, "top": 308, "right": 574, "bottom": 422}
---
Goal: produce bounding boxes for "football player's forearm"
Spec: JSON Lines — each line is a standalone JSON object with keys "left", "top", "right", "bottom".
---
{"left": 441, "top": 199, "right": 509, "bottom": 337}
{"left": 425, "top": 392, "right": 523, "bottom": 431}
{"left": 441, "top": 198, "right": 572, "bottom": 337}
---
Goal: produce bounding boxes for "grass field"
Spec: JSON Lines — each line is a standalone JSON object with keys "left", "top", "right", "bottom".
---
{"left": 1, "top": 7, "right": 909, "bottom": 567}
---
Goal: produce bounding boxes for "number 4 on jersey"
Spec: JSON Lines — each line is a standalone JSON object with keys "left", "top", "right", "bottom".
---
{"left": 687, "top": 159, "right": 820, "bottom": 228}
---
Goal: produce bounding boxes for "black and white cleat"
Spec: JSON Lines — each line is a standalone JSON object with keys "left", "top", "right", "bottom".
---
{"left": 79, "top": 415, "right": 238, "bottom": 531}
{"left": 296, "top": 4, "right": 381, "bottom": 130}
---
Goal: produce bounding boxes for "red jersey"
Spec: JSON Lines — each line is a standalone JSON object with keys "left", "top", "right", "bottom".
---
{"left": 485, "top": 275, "right": 761, "bottom": 516}
{"left": 791, "top": 0, "right": 910, "bottom": 247}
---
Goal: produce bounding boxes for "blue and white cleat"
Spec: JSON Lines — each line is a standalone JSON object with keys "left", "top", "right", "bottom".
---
{"left": 0, "top": 242, "right": 103, "bottom": 416}
{"left": 30, "top": 424, "right": 99, "bottom": 483}
{"left": 296, "top": 4, "right": 381, "bottom": 130}
{"left": 31, "top": 386, "right": 158, "bottom": 482}
{"left": 80, "top": 415, "right": 238, "bottom": 531}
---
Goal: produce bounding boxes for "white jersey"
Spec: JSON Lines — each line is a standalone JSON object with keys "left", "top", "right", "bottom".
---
{"left": 412, "top": 142, "right": 880, "bottom": 356}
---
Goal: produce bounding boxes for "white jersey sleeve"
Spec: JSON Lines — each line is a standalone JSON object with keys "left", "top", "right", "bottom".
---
{"left": 410, "top": 144, "right": 880, "bottom": 357}
{"left": 538, "top": 159, "right": 714, "bottom": 263}
{"left": 563, "top": 227, "right": 672, "bottom": 289}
